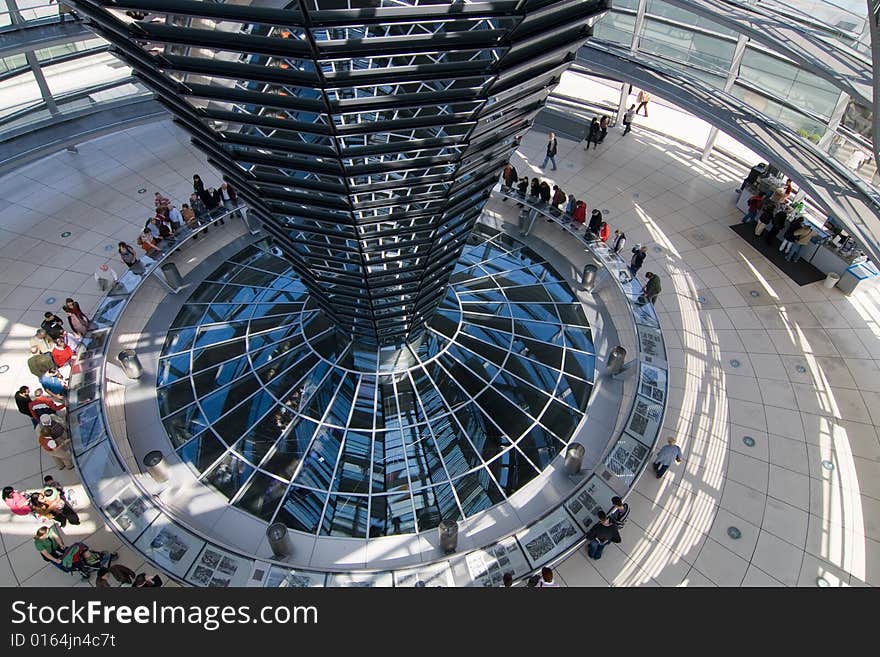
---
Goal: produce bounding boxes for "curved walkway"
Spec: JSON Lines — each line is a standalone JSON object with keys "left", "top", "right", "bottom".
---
{"left": 1, "top": 118, "right": 878, "bottom": 586}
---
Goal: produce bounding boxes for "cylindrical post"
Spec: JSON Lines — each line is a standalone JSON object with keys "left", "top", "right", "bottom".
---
{"left": 160, "top": 262, "right": 184, "bottom": 289}
{"left": 118, "top": 349, "right": 143, "bottom": 379}
{"left": 564, "top": 442, "right": 585, "bottom": 475}
{"left": 581, "top": 264, "right": 598, "bottom": 291}
{"left": 142, "top": 450, "right": 169, "bottom": 483}
{"left": 267, "top": 522, "right": 292, "bottom": 558}
{"left": 606, "top": 346, "right": 627, "bottom": 375}
{"left": 438, "top": 520, "right": 458, "bottom": 554}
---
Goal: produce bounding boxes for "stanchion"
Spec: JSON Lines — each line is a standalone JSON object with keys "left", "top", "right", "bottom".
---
{"left": 142, "top": 450, "right": 169, "bottom": 483}
{"left": 267, "top": 522, "right": 292, "bottom": 558}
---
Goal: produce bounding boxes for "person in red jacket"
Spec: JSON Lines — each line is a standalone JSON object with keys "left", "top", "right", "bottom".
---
{"left": 29, "top": 390, "right": 66, "bottom": 420}
{"left": 598, "top": 222, "right": 610, "bottom": 242}
{"left": 572, "top": 200, "right": 587, "bottom": 226}
{"left": 51, "top": 338, "right": 74, "bottom": 369}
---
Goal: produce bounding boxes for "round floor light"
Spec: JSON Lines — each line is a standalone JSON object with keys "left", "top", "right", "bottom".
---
{"left": 742, "top": 436, "right": 755, "bottom": 447}
{"left": 727, "top": 526, "right": 742, "bottom": 540}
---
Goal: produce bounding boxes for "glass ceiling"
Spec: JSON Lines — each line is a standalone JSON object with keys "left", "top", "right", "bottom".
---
{"left": 157, "top": 224, "right": 596, "bottom": 539}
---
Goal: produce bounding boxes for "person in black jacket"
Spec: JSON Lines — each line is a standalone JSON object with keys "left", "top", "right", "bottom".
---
{"left": 41, "top": 313, "right": 65, "bottom": 341}
{"left": 516, "top": 176, "right": 529, "bottom": 207}
{"left": 584, "top": 118, "right": 601, "bottom": 150}
{"left": 538, "top": 180, "right": 552, "bottom": 204}
{"left": 587, "top": 209, "right": 603, "bottom": 236}
{"left": 529, "top": 177, "right": 540, "bottom": 200}
{"left": 765, "top": 209, "right": 787, "bottom": 246}
{"left": 629, "top": 246, "right": 648, "bottom": 276}
{"left": 541, "top": 132, "right": 558, "bottom": 171}
{"left": 586, "top": 511, "right": 621, "bottom": 559}
{"left": 609, "top": 496, "right": 630, "bottom": 528}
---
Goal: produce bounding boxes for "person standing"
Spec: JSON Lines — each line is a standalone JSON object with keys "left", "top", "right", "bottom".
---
{"left": 778, "top": 217, "right": 804, "bottom": 256}
{"left": 572, "top": 200, "right": 587, "bottom": 228}
{"left": 219, "top": 182, "right": 240, "bottom": 218}
{"left": 551, "top": 185, "right": 566, "bottom": 209}
{"left": 643, "top": 272, "right": 661, "bottom": 305}
{"left": 62, "top": 298, "right": 90, "bottom": 338}
{"left": 609, "top": 496, "right": 630, "bottom": 529}
{"left": 753, "top": 204, "right": 773, "bottom": 238}
{"left": 598, "top": 115, "right": 609, "bottom": 143}
{"left": 538, "top": 180, "right": 552, "bottom": 204}
{"left": 501, "top": 163, "right": 518, "bottom": 191}
{"left": 598, "top": 221, "right": 610, "bottom": 243}
{"left": 118, "top": 241, "right": 141, "bottom": 272}
{"left": 612, "top": 230, "right": 627, "bottom": 254}
{"left": 515, "top": 176, "right": 529, "bottom": 207}
{"left": 765, "top": 208, "right": 787, "bottom": 246}
{"left": 636, "top": 89, "right": 651, "bottom": 116}
{"left": 529, "top": 177, "right": 541, "bottom": 201}
{"left": 741, "top": 191, "right": 765, "bottom": 223}
{"left": 37, "top": 414, "right": 75, "bottom": 471}
{"left": 629, "top": 245, "right": 648, "bottom": 276}
{"left": 29, "top": 389, "right": 66, "bottom": 421}
{"left": 41, "top": 312, "right": 65, "bottom": 341}
{"left": 51, "top": 338, "right": 75, "bottom": 370}
{"left": 502, "top": 572, "right": 514, "bottom": 587}
{"left": 541, "top": 132, "right": 558, "bottom": 171}
{"left": 585, "top": 511, "right": 621, "bottom": 559}
{"left": 2, "top": 487, "right": 33, "bottom": 517}
{"left": 15, "top": 386, "right": 37, "bottom": 427}
{"left": 193, "top": 174, "right": 212, "bottom": 208}
{"left": 584, "top": 118, "right": 601, "bottom": 150}
{"left": 653, "top": 437, "right": 682, "bottom": 478}
{"left": 785, "top": 225, "right": 815, "bottom": 263}
{"left": 537, "top": 566, "right": 559, "bottom": 587}
{"left": 587, "top": 208, "right": 603, "bottom": 236}
{"left": 622, "top": 105, "right": 636, "bottom": 135}
{"left": 29, "top": 328, "right": 53, "bottom": 356}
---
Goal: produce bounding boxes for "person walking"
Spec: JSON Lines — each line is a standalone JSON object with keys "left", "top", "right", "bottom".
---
{"left": 642, "top": 272, "right": 661, "bottom": 305}
{"left": 62, "top": 298, "right": 90, "bottom": 338}
{"left": 585, "top": 511, "right": 621, "bottom": 559}
{"left": 622, "top": 104, "right": 636, "bottom": 135}
{"left": 609, "top": 496, "right": 630, "bottom": 529}
{"left": 740, "top": 191, "right": 765, "bottom": 223}
{"left": 629, "top": 245, "right": 648, "bottom": 276}
{"left": 652, "top": 437, "right": 682, "bottom": 478}
{"left": 536, "top": 566, "right": 559, "bottom": 587}
{"left": 635, "top": 89, "right": 651, "bottom": 116}
{"left": 583, "top": 118, "right": 601, "bottom": 150}
{"left": 785, "top": 224, "right": 815, "bottom": 263}
{"left": 612, "top": 230, "right": 627, "bottom": 254}
{"left": 541, "top": 132, "right": 558, "bottom": 171}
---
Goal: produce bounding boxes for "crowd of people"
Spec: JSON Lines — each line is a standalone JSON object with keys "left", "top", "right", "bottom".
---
{"left": 0, "top": 177, "right": 231, "bottom": 582}
{"left": 740, "top": 179, "right": 816, "bottom": 263}
{"left": 500, "top": 137, "right": 663, "bottom": 308}
{"left": 117, "top": 174, "right": 241, "bottom": 274}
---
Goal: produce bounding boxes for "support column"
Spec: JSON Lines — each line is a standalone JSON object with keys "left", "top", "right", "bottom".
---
{"left": 24, "top": 51, "right": 59, "bottom": 116}
{"left": 816, "top": 91, "right": 851, "bottom": 152}
{"left": 701, "top": 33, "right": 748, "bottom": 162}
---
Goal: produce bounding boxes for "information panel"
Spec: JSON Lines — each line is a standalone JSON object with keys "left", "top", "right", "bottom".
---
{"left": 464, "top": 535, "right": 531, "bottom": 587}
{"left": 514, "top": 507, "right": 583, "bottom": 568}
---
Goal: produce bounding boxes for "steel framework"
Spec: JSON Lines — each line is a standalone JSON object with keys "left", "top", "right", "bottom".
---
{"left": 66, "top": 0, "right": 608, "bottom": 345}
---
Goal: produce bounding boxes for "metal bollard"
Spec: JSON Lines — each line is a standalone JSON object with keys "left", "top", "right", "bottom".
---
{"left": 581, "top": 264, "right": 598, "bottom": 291}
{"left": 160, "top": 262, "right": 184, "bottom": 289}
{"left": 266, "top": 522, "right": 292, "bottom": 558}
{"left": 564, "top": 442, "right": 585, "bottom": 475}
{"left": 438, "top": 520, "right": 459, "bottom": 554}
{"left": 142, "top": 450, "right": 169, "bottom": 483}
{"left": 118, "top": 349, "right": 143, "bottom": 379}
{"left": 606, "top": 346, "right": 627, "bottom": 375}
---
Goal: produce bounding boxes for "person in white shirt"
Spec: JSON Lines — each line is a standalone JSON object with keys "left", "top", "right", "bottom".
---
{"left": 537, "top": 566, "right": 559, "bottom": 587}
{"left": 168, "top": 205, "right": 184, "bottom": 230}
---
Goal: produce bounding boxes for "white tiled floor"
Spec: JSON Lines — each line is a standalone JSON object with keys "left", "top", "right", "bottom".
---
{"left": 1, "top": 110, "right": 879, "bottom": 587}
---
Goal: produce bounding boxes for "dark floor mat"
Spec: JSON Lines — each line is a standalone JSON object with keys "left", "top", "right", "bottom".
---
{"left": 728, "top": 223, "right": 825, "bottom": 286}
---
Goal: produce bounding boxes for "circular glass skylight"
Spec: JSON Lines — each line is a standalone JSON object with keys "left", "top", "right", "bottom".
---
{"left": 157, "top": 224, "right": 595, "bottom": 538}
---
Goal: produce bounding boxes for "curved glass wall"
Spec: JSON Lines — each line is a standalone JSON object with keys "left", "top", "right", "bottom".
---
{"left": 0, "top": 1, "right": 147, "bottom": 140}
{"left": 587, "top": 0, "right": 876, "bottom": 188}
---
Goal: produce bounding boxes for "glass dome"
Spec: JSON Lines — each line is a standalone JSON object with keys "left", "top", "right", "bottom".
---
{"left": 157, "top": 224, "right": 596, "bottom": 538}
